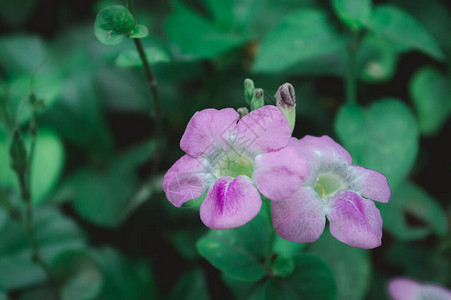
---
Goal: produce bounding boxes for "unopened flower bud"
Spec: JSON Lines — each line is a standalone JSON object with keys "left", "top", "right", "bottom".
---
{"left": 275, "top": 83, "right": 296, "bottom": 132}
{"left": 237, "top": 107, "right": 249, "bottom": 118}
{"left": 251, "top": 88, "right": 264, "bottom": 110}
{"left": 244, "top": 78, "right": 255, "bottom": 105}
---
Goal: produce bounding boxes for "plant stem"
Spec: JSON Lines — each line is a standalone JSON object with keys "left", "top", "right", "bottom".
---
{"left": 346, "top": 32, "right": 358, "bottom": 105}
{"left": 133, "top": 38, "right": 162, "bottom": 133}
{"left": 7, "top": 92, "right": 55, "bottom": 291}
{"left": 0, "top": 92, "right": 14, "bottom": 133}
{"left": 0, "top": 188, "right": 21, "bottom": 222}
{"left": 264, "top": 198, "right": 276, "bottom": 270}
{"left": 126, "top": 0, "right": 163, "bottom": 173}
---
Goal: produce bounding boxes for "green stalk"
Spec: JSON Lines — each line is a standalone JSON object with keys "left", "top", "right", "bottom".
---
{"left": 8, "top": 92, "right": 55, "bottom": 291}
{"left": 264, "top": 198, "right": 276, "bottom": 271}
{"left": 126, "top": 0, "right": 163, "bottom": 174}
{"left": 0, "top": 188, "right": 21, "bottom": 222}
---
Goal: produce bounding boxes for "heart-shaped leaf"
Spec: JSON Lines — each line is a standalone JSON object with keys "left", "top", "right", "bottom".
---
{"left": 253, "top": 9, "right": 343, "bottom": 73}
{"left": 364, "top": 5, "right": 444, "bottom": 60}
{"left": 197, "top": 214, "right": 269, "bottom": 281}
{"left": 335, "top": 98, "right": 419, "bottom": 189}
{"left": 379, "top": 181, "right": 448, "bottom": 241}
{"left": 94, "top": 5, "right": 134, "bottom": 46}
{"left": 409, "top": 66, "right": 451, "bottom": 136}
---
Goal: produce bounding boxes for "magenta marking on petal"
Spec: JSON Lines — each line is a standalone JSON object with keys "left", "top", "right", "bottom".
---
{"left": 200, "top": 175, "right": 262, "bottom": 229}
{"left": 213, "top": 177, "right": 228, "bottom": 213}
{"left": 327, "top": 190, "right": 382, "bottom": 249}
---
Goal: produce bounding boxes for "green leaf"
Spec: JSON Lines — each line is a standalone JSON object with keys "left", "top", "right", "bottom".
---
{"left": 90, "top": 247, "right": 157, "bottom": 300}
{"left": 379, "top": 181, "right": 448, "bottom": 241}
{"left": 167, "top": 268, "right": 209, "bottom": 300}
{"left": 170, "top": 228, "right": 206, "bottom": 261}
{"left": 50, "top": 250, "right": 104, "bottom": 300}
{"left": 115, "top": 46, "right": 171, "bottom": 68}
{"left": 0, "top": 208, "right": 86, "bottom": 291}
{"left": 364, "top": 5, "right": 444, "bottom": 60}
{"left": 390, "top": 0, "right": 451, "bottom": 62}
{"left": 18, "top": 288, "right": 55, "bottom": 300}
{"left": 0, "top": 291, "right": 8, "bottom": 300}
{"left": 7, "top": 73, "right": 63, "bottom": 125}
{"left": 357, "top": 34, "right": 398, "bottom": 83}
{"left": 165, "top": 1, "right": 251, "bottom": 61}
{"left": 221, "top": 274, "right": 266, "bottom": 299}
{"left": 253, "top": 9, "right": 343, "bottom": 73}
{"left": 334, "top": 99, "right": 419, "bottom": 189}
{"left": 264, "top": 255, "right": 336, "bottom": 300}
{"left": 409, "top": 66, "right": 451, "bottom": 136}
{"left": 0, "top": 130, "right": 65, "bottom": 204}
{"left": 129, "top": 25, "right": 149, "bottom": 38}
{"left": 386, "top": 243, "right": 451, "bottom": 284}
{"left": 197, "top": 214, "right": 269, "bottom": 281}
{"left": 272, "top": 256, "right": 295, "bottom": 277}
{"left": 96, "top": 67, "right": 152, "bottom": 112}
{"left": 56, "top": 141, "right": 156, "bottom": 227}
{"left": 285, "top": 41, "right": 347, "bottom": 77}
{"left": 308, "top": 231, "right": 371, "bottom": 300}
{"left": 202, "top": 0, "right": 260, "bottom": 31}
{"left": 0, "top": 34, "right": 55, "bottom": 76}
{"left": 30, "top": 131, "right": 65, "bottom": 204}
{"left": 273, "top": 234, "right": 305, "bottom": 257}
{"left": 94, "top": 5, "right": 135, "bottom": 45}
{"left": 332, "top": 0, "right": 372, "bottom": 30}
{"left": 41, "top": 70, "right": 114, "bottom": 157}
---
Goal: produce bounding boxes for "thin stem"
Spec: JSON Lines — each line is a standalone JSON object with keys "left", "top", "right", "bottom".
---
{"left": 264, "top": 198, "right": 276, "bottom": 270}
{"left": 0, "top": 91, "right": 14, "bottom": 133}
{"left": 126, "top": 0, "right": 163, "bottom": 174}
{"left": 132, "top": 39, "right": 162, "bottom": 132}
{"left": 346, "top": 32, "right": 358, "bottom": 105}
{"left": 24, "top": 198, "right": 51, "bottom": 276}
{"left": 7, "top": 92, "right": 56, "bottom": 293}
{"left": 0, "top": 188, "right": 21, "bottom": 222}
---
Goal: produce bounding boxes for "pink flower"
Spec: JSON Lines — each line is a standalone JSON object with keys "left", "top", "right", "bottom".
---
{"left": 271, "top": 135, "right": 390, "bottom": 249}
{"left": 388, "top": 278, "right": 451, "bottom": 300}
{"left": 163, "top": 106, "right": 308, "bottom": 229}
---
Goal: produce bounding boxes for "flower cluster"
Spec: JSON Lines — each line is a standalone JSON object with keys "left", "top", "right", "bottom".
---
{"left": 163, "top": 82, "right": 390, "bottom": 249}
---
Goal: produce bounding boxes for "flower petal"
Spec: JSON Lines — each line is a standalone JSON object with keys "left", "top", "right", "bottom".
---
{"left": 272, "top": 187, "right": 326, "bottom": 243}
{"left": 350, "top": 166, "right": 390, "bottom": 203}
{"left": 180, "top": 108, "right": 239, "bottom": 157}
{"left": 388, "top": 278, "right": 422, "bottom": 300}
{"left": 288, "top": 137, "right": 321, "bottom": 186}
{"left": 200, "top": 175, "right": 262, "bottom": 229}
{"left": 297, "top": 135, "right": 352, "bottom": 166}
{"left": 235, "top": 106, "right": 291, "bottom": 155}
{"left": 420, "top": 284, "right": 451, "bottom": 300}
{"left": 163, "top": 155, "right": 214, "bottom": 207}
{"left": 327, "top": 190, "right": 382, "bottom": 249}
{"left": 253, "top": 146, "right": 310, "bottom": 201}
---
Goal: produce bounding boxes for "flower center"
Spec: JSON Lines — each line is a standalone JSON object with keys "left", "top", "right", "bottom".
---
{"left": 217, "top": 154, "right": 254, "bottom": 179}
{"left": 314, "top": 172, "right": 347, "bottom": 198}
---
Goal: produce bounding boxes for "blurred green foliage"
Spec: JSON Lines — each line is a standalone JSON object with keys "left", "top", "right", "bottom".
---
{"left": 0, "top": 0, "right": 451, "bottom": 299}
